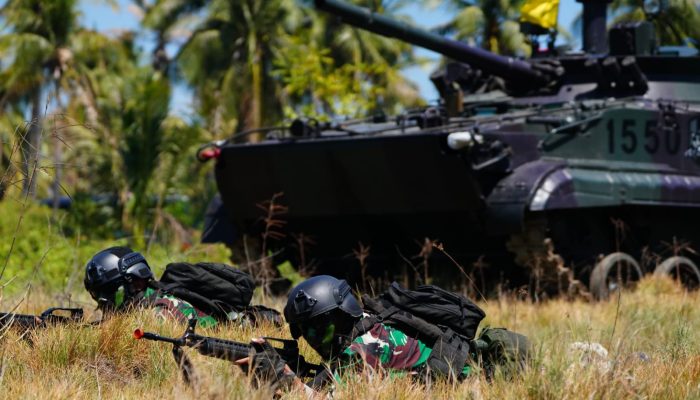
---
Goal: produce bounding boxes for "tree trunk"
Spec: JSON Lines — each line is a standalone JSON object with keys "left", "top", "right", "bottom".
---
{"left": 51, "top": 115, "right": 64, "bottom": 214}
{"left": 0, "top": 144, "right": 8, "bottom": 201}
{"left": 238, "top": 33, "right": 263, "bottom": 142}
{"left": 251, "top": 45, "right": 262, "bottom": 132}
{"left": 23, "top": 90, "right": 43, "bottom": 198}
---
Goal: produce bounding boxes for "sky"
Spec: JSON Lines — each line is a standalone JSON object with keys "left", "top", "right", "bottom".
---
{"left": 78, "top": 0, "right": 582, "bottom": 111}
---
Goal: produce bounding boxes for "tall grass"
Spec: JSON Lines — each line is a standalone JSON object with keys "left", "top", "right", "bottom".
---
{"left": 1, "top": 276, "right": 698, "bottom": 399}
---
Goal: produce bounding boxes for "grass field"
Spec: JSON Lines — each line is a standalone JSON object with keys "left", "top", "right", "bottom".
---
{"left": 0, "top": 200, "right": 698, "bottom": 399}
{"left": 1, "top": 275, "right": 698, "bottom": 400}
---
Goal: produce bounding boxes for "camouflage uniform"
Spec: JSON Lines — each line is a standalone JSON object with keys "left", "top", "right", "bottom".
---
{"left": 338, "top": 321, "right": 472, "bottom": 377}
{"left": 143, "top": 287, "right": 219, "bottom": 328}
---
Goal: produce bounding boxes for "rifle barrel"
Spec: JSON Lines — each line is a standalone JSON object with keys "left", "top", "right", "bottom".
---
{"left": 134, "top": 325, "right": 323, "bottom": 379}
{"left": 0, "top": 313, "right": 41, "bottom": 329}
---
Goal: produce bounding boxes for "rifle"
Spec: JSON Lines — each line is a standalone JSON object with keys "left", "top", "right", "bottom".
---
{"left": 134, "top": 318, "right": 323, "bottom": 386}
{"left": 0, "top": 307, "right": 84, "bottom": 331}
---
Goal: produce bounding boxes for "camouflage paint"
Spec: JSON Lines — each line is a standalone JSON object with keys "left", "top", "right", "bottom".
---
{"left": 524, "top": 105, "right": 700, "bottom": 211}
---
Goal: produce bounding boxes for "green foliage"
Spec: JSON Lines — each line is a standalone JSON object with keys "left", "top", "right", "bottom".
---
{"left": 63, "top": 193, "right": 121, "bottom": 238}
{"left": 611, "top": 0, "right": 700, "bottom": 46}
{"left": 161, "top": 0, "right": 295, "bottom": 134}
{"left": 274, "top": 34, "right": 391, "bottom": 119}
{"left": 314, "top": 0, "right": 424, "bottom": 113}
{"left": 428, "top": 0, "right": 531, "bottom": 56}
{"left": 0, "top": 111, "right": 25, "bottom": 200}
{"left": 276, "top": 260, "right": 305, "bottom": 288}
{"left": 0, "top": 200, "right": 114, "bottom": 294}
{"left": 120, "top": 72, "right": 172, "bottom": 240}
{"left": 144, "top": 0, "right": 422, "bottom": 133}
{"left": 64, "top": 63, "right": 209, "bottom": 246}
{"left": 0, "top": 0, "right": 112, "bottom": 197}
{"left": 0, "top": 200, "right": 233, "bottom": 296}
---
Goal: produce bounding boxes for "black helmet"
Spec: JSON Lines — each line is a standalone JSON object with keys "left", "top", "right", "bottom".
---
{"left": 284, "top": 275, "right": 363, "bottom": 359}
{"left": 84, "top": 246, "right": 154, "bottom": 309}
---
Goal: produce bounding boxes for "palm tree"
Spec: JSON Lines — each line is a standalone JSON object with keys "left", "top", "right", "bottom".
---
{"left": 140, "top": 0, "right": 422, "bottom": 135}
{"left": 427, "top": 0, "right": 531, "bottom": 57}
{"left": 0, "top": 0, "right": 116, "bottom": 198}
{"left": 61, "top": 29, "right": 205, "bottom": 244}
{"left": 139, "top": 0, "right": 299, "bottom": 137}
{"left": 66, "top": 63, "right": 202, "bottom": 244}
{"left": 0, "top": 0, "right": 76, "bottom": 197}
{"left": 308, "top": 0, "right": 423, "bottom": 113}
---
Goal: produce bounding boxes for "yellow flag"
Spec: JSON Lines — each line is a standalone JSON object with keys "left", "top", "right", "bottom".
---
{"left": 520, "top": 0, "right": 560, "bottom": 30}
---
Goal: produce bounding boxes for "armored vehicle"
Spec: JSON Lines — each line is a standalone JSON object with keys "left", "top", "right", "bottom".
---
{"left": 200, "top": 0, "right": 700, "bottom": 298}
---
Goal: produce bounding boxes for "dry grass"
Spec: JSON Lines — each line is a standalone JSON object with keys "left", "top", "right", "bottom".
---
{"left": 1, "top": 276, "right": 699, "bottom": 399}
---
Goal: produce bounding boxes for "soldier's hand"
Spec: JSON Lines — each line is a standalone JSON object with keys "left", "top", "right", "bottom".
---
{"left": 236, "top": 338, "right": 295, "bottom": 388}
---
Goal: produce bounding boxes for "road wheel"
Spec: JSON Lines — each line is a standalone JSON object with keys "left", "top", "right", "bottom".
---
{"left": 654, "top": 256, "right": 700, "bottom": 290}
{"left": 590, "top": 252, "right": 643, "bottom": 300}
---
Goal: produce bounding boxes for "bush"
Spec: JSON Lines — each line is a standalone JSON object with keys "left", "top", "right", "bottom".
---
{"left": 0, "top": 200, "right": 232, "bottom": 297}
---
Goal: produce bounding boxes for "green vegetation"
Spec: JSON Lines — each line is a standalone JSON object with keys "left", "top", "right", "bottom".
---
{"left": 0, "top": 200, "right": 229, "bottom": 296}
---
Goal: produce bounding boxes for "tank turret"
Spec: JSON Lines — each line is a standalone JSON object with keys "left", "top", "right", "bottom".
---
{"left": 314, "top": 0, "right": 560, "bottom": 92}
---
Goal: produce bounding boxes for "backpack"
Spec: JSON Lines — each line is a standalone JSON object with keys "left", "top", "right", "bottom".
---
{"left": 356, "top": 282, "right": 486, "bottom": 379}
{"left": 473, "top": 327, "right": 530, "bottom": 379}
{"left": 157, "top": 262, "right": 255, "bottom": 320}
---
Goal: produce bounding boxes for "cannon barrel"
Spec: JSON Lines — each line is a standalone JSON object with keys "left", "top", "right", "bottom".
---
{"left": 314, "top": 0, "right": 550, "bottom": 87}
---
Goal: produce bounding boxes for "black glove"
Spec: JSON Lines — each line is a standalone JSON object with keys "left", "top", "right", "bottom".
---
{"left": 249, "top": 340, "right": 295, "bottom": 388}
